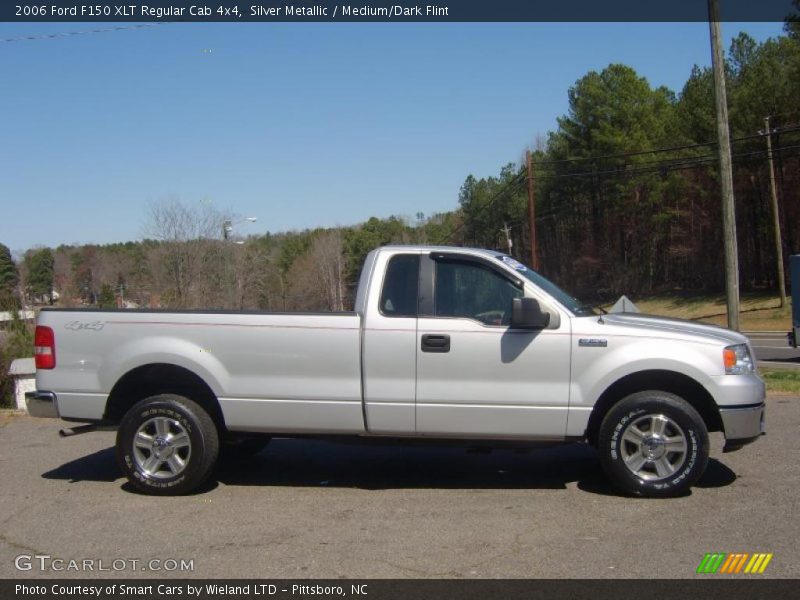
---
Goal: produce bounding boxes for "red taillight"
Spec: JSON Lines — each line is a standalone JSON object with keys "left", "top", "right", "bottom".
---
{"left": 34, "top": 326, "right": 56, "bottom": 370}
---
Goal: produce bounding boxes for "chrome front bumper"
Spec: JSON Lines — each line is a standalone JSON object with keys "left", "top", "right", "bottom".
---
{"left": 720, "top": 402, "right": 765, "bottom": 451}
{"left": 25, "top": 391, "right": 59, "bottom": 418}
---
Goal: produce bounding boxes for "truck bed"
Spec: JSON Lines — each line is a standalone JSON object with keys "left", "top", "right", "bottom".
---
{"left": 36, "top": 308, "right": 365, "bottom": 433}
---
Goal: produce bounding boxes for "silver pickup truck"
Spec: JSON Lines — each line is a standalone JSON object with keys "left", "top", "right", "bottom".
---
{"left": 27, "top": 245, "right": 765, "bottom": 497}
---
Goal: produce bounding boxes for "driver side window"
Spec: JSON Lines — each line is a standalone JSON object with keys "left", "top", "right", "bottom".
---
{"left": 434, "top": 260, "right": 523, "bottom": 325}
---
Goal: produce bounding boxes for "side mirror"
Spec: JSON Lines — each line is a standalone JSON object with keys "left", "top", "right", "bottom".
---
{"left": 511, "top": 297, "right": 550, "bottom": 329}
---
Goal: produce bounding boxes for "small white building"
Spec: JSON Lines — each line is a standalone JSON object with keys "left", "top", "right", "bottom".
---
{"left": 8, "top": 357, "right": 35, "bottom": 411}
{"left": 0, "top": 310, "right": 35, "bottom": 324}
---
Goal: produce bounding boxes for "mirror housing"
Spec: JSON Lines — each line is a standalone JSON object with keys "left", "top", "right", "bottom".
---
{"left": 511, "top": 297, "right": 550, "bottom": 329}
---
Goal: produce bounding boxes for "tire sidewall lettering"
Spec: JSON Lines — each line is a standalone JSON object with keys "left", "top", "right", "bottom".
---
{"left": 601, "top": 396, "right": 707, "bottom": 496}
{"left": 122, "top": 402, "right": 201, "bottom": 489}
{"left": 609, "top": 408, "right": 646, "bottom": 460}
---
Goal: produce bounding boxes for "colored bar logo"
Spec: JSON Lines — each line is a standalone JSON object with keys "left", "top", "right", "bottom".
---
{"left": 697, "top": 553, "right": 773, "bottom": 574}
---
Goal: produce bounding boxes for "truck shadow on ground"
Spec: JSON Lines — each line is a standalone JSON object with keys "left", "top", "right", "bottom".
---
{"left": 41, "top": 439, "right": 737, "bottom": 497}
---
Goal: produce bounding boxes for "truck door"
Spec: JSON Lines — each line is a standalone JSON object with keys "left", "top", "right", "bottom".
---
{"left": 415, "top": 253, "right": 571, "bottom": 439}
{"left": 362, "top": 253, "right": 420, "bottom": 434}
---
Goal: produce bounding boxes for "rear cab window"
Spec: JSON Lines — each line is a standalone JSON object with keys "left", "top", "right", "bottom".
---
{"left": 379, "top": 254, "right": 420, "bottom": 317}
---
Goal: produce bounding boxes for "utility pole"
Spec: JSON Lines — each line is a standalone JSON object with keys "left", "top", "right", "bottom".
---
{"left": 222, "top": 216, "right": 256, "bottom": 242}
{"left": 501, "top": 222, "right": 513, "bottom": 255}
{"left": 526, "top": 150, "right": 539, "bottom": 270}
{"left": 708, "top": 0, "right": 740, "bottom": 330}
{"left": 763, "top": 116, "right": 787, "bottom": 307}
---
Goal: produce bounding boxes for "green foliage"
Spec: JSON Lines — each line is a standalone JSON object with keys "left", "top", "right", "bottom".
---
{"left": 344, "top": 216, "right": 412, "bottom": 282}
{"left": 98, "top": 283, "right": 116, "bottom": 308}
{"left": 457, "top": 165, "right": 527, "bottom": 251}
{"left": 677, "top": 66, "right": 716, "bottom": 143}
{"left": 3, "top": 312, "right": 33, "bottom": 361}
{"left": 0, "top": 243, "right": 18, "bottom": 306}
{"left": 728, "top": 34, "right": 800, "bottom": 135}
{"left": 0, "top": 304, "right": 34, "bottom": 408}
{"left": 760, "top": 369, "right": 800, "bottom": 395}
{"left": 416, "top": 212, "right": 462, "bottom": 246}
{"left": 554, "top": 64, "right": 675, "bottom": 158}
{"left": 24, "top": 248, "right": 54, "bottom": 303}
{"left": 70, "top": 247, "right": 95, "bottom": 303}
{"left": 785, "top": 0, "right": 800, "bottom": 40}
{"left": 278, "top": 234, "right": 313, "bottom": 277}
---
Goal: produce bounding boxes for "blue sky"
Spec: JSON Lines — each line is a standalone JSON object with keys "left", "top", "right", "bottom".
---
{"left": 0, "top": 21, "right": 786, "bottom": 253}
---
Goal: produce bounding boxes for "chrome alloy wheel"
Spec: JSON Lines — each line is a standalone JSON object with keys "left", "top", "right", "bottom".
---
{"left": 619, "top": 413, "right": 688, "bottom": 481}
{"left": 132, "top": 417, "right": 192, "bottom": 479}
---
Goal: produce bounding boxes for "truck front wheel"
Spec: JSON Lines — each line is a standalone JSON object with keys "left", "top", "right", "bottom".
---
{"left": 116, "top": 394, "right": 220, "bottom": 495}
{"left": 597, "top": 391, "right": 709, "bottom": 497}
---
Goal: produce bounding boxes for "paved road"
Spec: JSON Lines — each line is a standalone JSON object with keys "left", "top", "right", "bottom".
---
{"left": 747, "top": 332, "right": 800, "bottom": 367}
{"left": 0, "top": 396, "right": 798, "bottom": 580}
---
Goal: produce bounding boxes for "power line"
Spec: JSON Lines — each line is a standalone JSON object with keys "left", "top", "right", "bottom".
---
{"left": 433, "top": 171, "right": 527, "bottom": 245}
{"left": 584, "top": 126, "right": 800, "bottom": 170}
{"left": 532, "top": 125, "right": 800, "bottom": 167}
{"left": 536, "top": 139, "right": 717, "bottom": 166}
{"left": 0, "top": 23, "right": 167, "bottom": 44}
{"left": 526, "top": 146, "right": 800, "bottom": 224}
{"left": 445, "top": 143, "right": 800, "bottom": 234}
{"left": 534, "top": 143, "right": 800, "bottom": 180}
{"left": 537, "top": 136, "right": 798, "bottom": 179}
{"left": 450, "top": 173, "right": 528, "bottom": 240}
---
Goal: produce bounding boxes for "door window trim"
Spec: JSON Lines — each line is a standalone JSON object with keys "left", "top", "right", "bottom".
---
{"left": 425, "top": 252, "right": 524, "bottom": 327}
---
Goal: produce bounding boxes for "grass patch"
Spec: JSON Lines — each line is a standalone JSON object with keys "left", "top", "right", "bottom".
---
{"left": 760, "top": 368, "right": 800, "bottom": 395}
{"left": 618, "top": 292, "right": 792, "bottom": 331}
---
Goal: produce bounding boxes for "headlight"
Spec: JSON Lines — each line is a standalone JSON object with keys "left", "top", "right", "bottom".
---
{"left": 723, "top": 344, "right": 755, "bottom": 375}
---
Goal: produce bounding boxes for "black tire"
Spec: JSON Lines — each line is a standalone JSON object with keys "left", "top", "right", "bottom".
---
{"left": 598, "top": 391, "right": 709, "bottom": 498}
{"left": 116, "top": 394, "right": 220, "bottom": 495}
{"left": 221, "top": 436, "right": 271, "bottom": 460}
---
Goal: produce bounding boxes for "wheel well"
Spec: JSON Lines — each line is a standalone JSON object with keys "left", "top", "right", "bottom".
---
{"left": 585, "top": 370, "right": 722, "bottom": 446}
{"left": 104, "top": 363, "right": 225, "bottom": 432}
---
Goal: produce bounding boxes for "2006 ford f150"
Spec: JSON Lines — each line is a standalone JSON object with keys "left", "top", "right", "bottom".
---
{"left": 27, "top": 245, "right": 765, "bottom": 497}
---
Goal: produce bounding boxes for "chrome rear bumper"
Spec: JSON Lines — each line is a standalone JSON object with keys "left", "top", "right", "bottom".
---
{"left": 25, "top": 391, "right": 59, "bottom": 419}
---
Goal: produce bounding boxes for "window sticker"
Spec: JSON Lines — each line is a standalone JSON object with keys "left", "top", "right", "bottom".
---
{"left": 500, "top": 256, "right": 528, "bottom": 272}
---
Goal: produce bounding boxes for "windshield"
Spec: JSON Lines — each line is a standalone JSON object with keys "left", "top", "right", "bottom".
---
{"left": 492, "top": 255, "right": 598, "bottom": 317}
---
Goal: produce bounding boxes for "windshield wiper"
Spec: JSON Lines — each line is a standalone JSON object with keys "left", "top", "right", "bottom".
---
{"left": 576, "top": 304, "right": 607, "bottom": 315}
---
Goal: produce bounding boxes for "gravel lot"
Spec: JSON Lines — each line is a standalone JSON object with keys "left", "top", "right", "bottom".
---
{"left": 0, "top": 395, "right": 797, "bottom": 579}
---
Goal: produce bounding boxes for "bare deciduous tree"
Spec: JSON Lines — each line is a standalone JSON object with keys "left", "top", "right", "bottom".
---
{"left": 284, "top": 231, "right": 347, "bottom": 312}
{"left": 310, "top": 230, "right": 346, "bottom": 311}
{"left": 144, "top": 197, "right": 231, "bottom": 308}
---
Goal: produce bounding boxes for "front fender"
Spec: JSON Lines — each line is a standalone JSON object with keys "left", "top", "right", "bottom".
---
{"left": 566, "top": 337, "right": 722, "bottom": 436}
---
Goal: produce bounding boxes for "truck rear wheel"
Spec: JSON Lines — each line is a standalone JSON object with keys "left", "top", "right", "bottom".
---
{"left": 116, "top": 394, "right": 219, "bottom": 495}
{"left": 597, "top": 391, "right": 709, "bottom": 498}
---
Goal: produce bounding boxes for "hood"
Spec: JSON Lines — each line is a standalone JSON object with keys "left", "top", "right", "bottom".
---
{"left": 599, "top": 313, "right": 748, "bottom": 346}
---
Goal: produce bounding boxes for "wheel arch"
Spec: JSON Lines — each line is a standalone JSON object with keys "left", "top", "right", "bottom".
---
{"left": 104, "top": 363, "right": 225, "bottom": 432}
{"left": 585, "top": 369, "right": 722, "bottom": 446}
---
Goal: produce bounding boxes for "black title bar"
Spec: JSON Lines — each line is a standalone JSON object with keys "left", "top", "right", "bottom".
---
{"left": 2, "top": 0, "right": 799, "bottom": 22}
{"left": 4, "top": 580, "right": 800, "bottom": 600}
